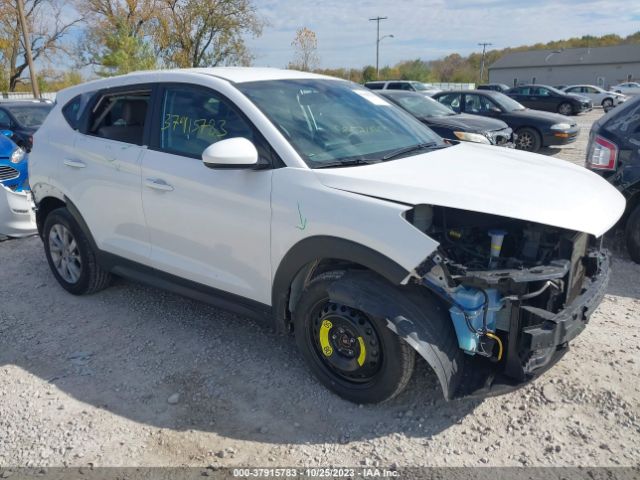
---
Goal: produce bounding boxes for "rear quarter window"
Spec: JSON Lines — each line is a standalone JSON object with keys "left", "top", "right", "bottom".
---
{"left": 62, "top": 95, "right": 83, "bottom": 130}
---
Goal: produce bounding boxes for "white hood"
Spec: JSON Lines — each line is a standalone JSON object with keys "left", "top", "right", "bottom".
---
{"left": 313, "top": 143, "right": 625, "bottom": 237}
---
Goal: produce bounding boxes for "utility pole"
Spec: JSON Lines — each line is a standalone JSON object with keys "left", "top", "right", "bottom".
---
{"left": 369, "top": 16, "right": 387, "bottom": 79}
{"left": 16, "top": 0, "right": 40, "bottom": 98}
{"left": 478, "top": 42, "right": 492, "bottom": 84}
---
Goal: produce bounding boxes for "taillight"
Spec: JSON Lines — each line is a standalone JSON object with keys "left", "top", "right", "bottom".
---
{"left": 587, "top": 135, "right": 618, "bottom": 170}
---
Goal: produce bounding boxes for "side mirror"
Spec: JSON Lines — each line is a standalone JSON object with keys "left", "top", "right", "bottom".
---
{"left": 488, "top": 107, "right": 501, "bottom": 115}
{"left": 0, "top": 130, "right": 13, "bottom": 138}
{"left": 202, "top": 137, "right": 259, "bottom": 169}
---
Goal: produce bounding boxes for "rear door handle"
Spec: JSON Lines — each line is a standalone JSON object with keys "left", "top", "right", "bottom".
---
{"left": 63, "top": 159, "right": 86, "bottom": 168}
{"left": 145, "top": 178, "right": 174, "bottom": 192}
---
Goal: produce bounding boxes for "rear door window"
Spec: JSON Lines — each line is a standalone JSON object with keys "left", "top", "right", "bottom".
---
{"left": 533, "top": 87, "right": 551, "bottom": 96}
{"left": 87, "top": 90, "right": 151, "bottom": 145}
{"left": 464, "top": 94, "right": 497, "bottom": 113}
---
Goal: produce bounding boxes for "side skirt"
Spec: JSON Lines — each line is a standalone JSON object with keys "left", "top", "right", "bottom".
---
{"left": 97, "top": 251, "right": 274, "bottom": 327}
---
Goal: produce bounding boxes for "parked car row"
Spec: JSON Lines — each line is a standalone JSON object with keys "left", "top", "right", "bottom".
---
{"left": 0, "top": 100, "right": 53, "bottom": 237}
{"left": 379, "top": 91, "right": 515, "bottom": 147}
{"left": 432, "top": 89, "right": 578, "bottom": 152}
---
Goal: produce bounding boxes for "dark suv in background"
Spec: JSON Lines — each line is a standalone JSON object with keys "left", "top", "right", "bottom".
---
{"left": 0, "top": 101, "right": 53, "bottom": 151}
{"left": 586, "top": 95, "right": 640, "bottom": 263}
{"left": 506, "top": 84, "right": 592, "bottom": 116}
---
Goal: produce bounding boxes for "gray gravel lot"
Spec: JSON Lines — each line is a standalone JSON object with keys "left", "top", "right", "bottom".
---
{"left": 1, "top": 109, "right": 639, "bottom": 468}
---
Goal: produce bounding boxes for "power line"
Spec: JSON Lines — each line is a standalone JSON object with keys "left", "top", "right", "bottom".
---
{"left": 478, "top": 42, "right": 493, "bottom": 84}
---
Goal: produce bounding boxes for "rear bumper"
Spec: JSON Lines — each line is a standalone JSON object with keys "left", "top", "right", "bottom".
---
{"left": 0, "top": 186, "right": 37, "bottom": 237}
{"left": 453, "top": 250, "right": 610, "bottom": 399}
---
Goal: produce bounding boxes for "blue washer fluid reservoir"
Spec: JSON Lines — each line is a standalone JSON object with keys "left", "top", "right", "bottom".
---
{"left": 449, "top": 287, "right": 501, "bottom": 354}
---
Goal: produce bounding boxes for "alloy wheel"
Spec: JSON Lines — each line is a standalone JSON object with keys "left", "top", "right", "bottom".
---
{"left": 48, "top": 224, "right": 82, "bottom": 284}
{"left": 558, "top": 103, "right": 573, "bottom": 115}
{"left": 517, "top": 132, "right": 533, "bottom": 151}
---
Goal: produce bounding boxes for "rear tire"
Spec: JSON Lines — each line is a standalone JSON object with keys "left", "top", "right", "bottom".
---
{"left": 558, "top": 102, "right": 573, "bottom": 116}
{"left": 625, "top": 205, "right": 640, "bottom": 264}
{"left": 293, "top": 271, "right": 415, "bottom": 404}
{"left": 515, "top": 127, "right": 542, "bottom": 152}
{"left": 43, "top": 207, "right": 111, "bottom": 295}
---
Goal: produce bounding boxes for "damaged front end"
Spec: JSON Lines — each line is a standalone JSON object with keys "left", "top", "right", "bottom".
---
{"left": 407, "top": 205, "right": 611, "bottom": 399}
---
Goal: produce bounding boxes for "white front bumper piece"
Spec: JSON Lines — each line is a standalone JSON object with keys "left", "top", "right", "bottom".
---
{"left": 0, "top": 186, "right": 37, "bottom": 238}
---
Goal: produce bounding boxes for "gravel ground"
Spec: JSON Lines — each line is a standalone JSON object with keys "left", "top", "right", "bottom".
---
{"left": 1, "top": 109, "right": 639, "bottom": 469}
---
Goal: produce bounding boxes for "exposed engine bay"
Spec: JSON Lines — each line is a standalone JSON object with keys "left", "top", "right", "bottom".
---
{"left": 405, "top": 205, "right": 609, "bottom": 393}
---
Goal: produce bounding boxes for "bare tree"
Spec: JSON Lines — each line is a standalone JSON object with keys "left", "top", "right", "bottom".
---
{"left": 154, "top": 0, "right": 263, "bottom": 68}
{"left": 0, "top": 0, "right": 82, "bottom": 91}
{"left": 289, "top": 27, "right": 319, "bottom": 71}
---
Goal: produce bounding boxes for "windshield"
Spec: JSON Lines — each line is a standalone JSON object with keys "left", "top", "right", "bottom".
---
{"left": 391, "top": 94, "right": 455, "bottom": 117}
{"left": 238, "top": 79, "right": 444, "bottom": 168}
{"left": 492, "top": 93, "right": 526, "bottom": 112}
{"left": 412, "top": 82, "right": 433, "bottom": 91}
{"left": 6, "top": 105, "right": 52, "bottom": 128}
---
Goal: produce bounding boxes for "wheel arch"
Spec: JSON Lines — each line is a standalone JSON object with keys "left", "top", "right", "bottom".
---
{"left": 324, "top": 270, "right": 463, "bottom": 400}
{"left": 272, "top": 236, "right": 410, "bottom": 333}
{"left": 35, "top": 196, "right": 66, "bottom": 238}
{"left": 35, "top": 195, "right": 99, "bottom": 254}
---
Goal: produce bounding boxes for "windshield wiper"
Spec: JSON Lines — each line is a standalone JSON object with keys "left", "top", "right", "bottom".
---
{"left": 382, "top": 142, "right": 441, "bottom": 161}
{"left": 313, "top": 158, "right": 380, "bottom": 169}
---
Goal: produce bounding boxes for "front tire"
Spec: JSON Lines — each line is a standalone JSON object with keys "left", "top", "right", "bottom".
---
{"left": 43, "top": 207, "right": 111, "bottom": 295}
{"left": 293, "top": 271, "right": 415, "bottom": 403}
{"left": 602, "top": 98, "right": 614, "bottom": 109}
{"left": 515, "top": 127, "right": 542, "bottom": 152}
{"left": 625, "top": 205, "right": 640, "bottom": 264}
{"left": 558, "top": 102, "right": 573, "bottom": 116}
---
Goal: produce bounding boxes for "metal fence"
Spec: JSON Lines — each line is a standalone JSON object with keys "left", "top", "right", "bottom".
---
{"left": 0, "top": 91, "right": 56, "bottom": 101}
{"left": 429, "top": 82, "right": 476, "bottom": 91}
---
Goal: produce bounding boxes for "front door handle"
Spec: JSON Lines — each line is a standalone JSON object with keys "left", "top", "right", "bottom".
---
{"left": 145, "top": 178, "right": 174, "bottom": 192}
{"left": 63, "top": 159, "right": 86, "bottom": 168}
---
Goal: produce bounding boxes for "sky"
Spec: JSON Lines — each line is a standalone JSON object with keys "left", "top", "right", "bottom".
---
{"left": 243, "top": 0, "right": 640, "bottom": 69}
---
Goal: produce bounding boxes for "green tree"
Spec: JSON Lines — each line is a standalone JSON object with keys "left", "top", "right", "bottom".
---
{"left": 95, "top": 21, "right": 156, "bottom": 76}
{"left": 361, "top": 65, "right": 376, "bottom": 82}
{"left": 155, "top": 0, "right": 263, "bottom": 68}
{"left": 76, "top": 0, "right": 158, "bottom": 76}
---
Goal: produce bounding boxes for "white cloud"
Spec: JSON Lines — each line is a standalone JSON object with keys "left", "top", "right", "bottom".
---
{"left": 246, "top": 0, "right": 640, "bottom": 68}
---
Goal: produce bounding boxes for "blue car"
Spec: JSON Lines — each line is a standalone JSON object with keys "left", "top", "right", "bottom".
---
{"left": 0, "top": 131, "right": 28, "bottom": 191}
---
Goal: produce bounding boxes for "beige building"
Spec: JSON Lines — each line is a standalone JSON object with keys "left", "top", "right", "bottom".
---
{"left": 488, "top": 44, "right": 640, "bottom": 88}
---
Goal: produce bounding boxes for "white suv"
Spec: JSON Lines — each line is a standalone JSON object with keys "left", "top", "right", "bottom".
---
{"left": 30, "top": 68, "right": 624, "bottom": 403}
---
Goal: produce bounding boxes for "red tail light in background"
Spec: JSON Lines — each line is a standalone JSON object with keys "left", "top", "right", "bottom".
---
{"left": 587, "top": 135, "right": 618, "bottom": 170}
